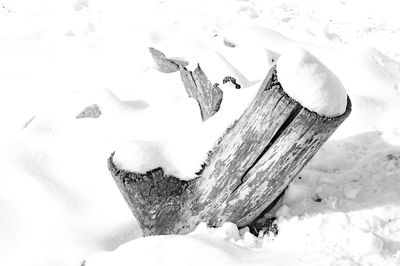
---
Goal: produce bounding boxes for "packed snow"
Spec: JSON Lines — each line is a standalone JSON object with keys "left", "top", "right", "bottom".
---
{"left": 1, "top": 0, "right": 400, "bottom": 266}
{"left": 276, "top": 47, "right": 348, "bottom": 116}
{"left": 84, "top": 222, "right": 328, "bottom": 266}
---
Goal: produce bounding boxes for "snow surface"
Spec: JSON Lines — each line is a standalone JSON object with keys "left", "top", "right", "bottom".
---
{"left": 1, "top": 0, "right": 400, "bottom": 266}
{"left": 277, "top": 47, "right": 347, "bottom": 116}
{"left": 85, "top": 222, "right": 327, "bottom": 266}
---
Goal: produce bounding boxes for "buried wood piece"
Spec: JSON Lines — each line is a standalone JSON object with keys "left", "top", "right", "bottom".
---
{"left": 149, "top": 47, "right": 189, "bottom": 73}
{"left": 76, "top": 104, "right": 102, "bottom": 119}
{"left": 108, "top": 66, "right": 352, "bottom": 236}
{"left": 149, "top": 47, "right": 223, "bottom": 121}
{"left": 179, "top": 64, "right": 223, "bottom": 121}
{"left": 223, "top": 76, "right": 241, "bottom": 89}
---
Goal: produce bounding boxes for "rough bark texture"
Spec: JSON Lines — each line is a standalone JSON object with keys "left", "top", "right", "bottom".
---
{"left": 109, "top": 66, "right": 352, "bottom": 236}
{"left": 108, "top": 161, "right": 195, "bottom": 235}
{"left": 149, "top": 47, "right": 223, "bottom": 121}
{"left": 179, "top": 64, "right": 223, "bottom": 121}
{"left": 223, "top": 76, "right": 241, "bottom": 89}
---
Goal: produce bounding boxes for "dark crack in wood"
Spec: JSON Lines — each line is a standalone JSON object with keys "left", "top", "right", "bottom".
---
{"left": 230, "top": 104, "right": 302, "bottom": 195}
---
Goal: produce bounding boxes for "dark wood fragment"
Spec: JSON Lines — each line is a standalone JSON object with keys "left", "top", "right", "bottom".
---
{"left": 76, "top": 104, "right": 101, "bottom": 119}
{"left": 223, "top": 76, "right": 241, "bottom": 89}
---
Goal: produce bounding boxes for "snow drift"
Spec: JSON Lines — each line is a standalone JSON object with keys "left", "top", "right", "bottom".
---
{"left": 1, "top": 0, "right": 400, "bottom": 265}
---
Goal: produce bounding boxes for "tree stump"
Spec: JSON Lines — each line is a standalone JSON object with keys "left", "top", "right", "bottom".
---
{"left": 108, "top": 66, "right": 352, "bottom": 236}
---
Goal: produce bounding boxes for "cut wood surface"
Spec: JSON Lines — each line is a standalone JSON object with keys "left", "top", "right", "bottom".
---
{"left": 109, "top": 66, "right": 352, "bottom": 236}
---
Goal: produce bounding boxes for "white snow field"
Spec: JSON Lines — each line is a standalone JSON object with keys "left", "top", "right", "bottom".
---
{"left": 1, "top": 0, "right": 400, "bottom": 265}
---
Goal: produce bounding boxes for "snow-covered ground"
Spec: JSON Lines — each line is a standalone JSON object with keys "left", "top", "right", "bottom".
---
{"left": 1, "top": 0, "right": 400, "bottom": 265}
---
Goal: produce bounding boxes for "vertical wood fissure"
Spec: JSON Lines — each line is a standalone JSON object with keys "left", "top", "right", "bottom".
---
{"left": 229, "top": 104, "right": 302, "bottom": 195}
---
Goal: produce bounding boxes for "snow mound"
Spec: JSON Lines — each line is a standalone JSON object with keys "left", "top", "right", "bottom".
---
{"left": 113, "top": 141, "right": 175, "bottom": 175}
{"left": 85, "top": 222, "right": 320, "bottom": 266}
{"left": 113, "top": 140, "right": 207, "bottom": 179}
{"left": 277, "top": 47, "right": 348, "bottom": 117}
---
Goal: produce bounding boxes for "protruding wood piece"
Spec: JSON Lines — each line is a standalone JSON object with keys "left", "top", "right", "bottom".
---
{"left": 149, "top": 47, "right": 189, "bottom": 73}
{"left": 179, "top": 64, "right": 223, "bottom": 121}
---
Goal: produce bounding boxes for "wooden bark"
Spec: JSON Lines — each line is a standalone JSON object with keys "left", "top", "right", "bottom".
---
{"left": 149, "top": 47, "right": 189, "bottom": 73}
{"left": 179, "top": 64, "right": 223, "bottom": 121}
{"left": 108, "top": 66, "right": 352, "bottom": 236}
{"left": 149, "top": 47, "right": 223, "bottom": 121}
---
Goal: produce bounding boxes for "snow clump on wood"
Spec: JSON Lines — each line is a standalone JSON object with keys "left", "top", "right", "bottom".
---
{"left": 277, "top": 47, "right": 347, "bottom": 117}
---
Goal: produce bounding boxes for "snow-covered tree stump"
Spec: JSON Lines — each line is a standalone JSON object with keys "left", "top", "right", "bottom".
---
{"left": 108, "top": 66, "right": 351, "bottom": 236}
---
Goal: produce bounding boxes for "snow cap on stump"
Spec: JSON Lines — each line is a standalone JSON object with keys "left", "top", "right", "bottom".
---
{"left": 277, "top": 47, "right": 347, "bottom": 117}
